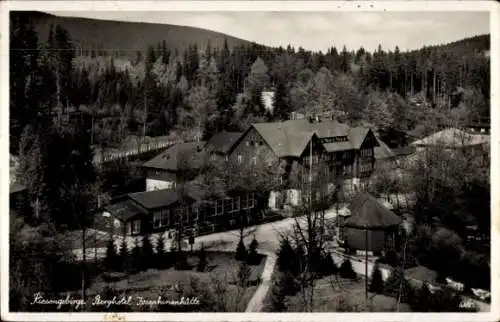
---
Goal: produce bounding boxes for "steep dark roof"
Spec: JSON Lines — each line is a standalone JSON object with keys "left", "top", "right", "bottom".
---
{"left": 252, "top": 123, "right": 320, "bottom": 157}
{"left": 104, "top": 200, "right": 145, "bottom": 221}
{"left": 206, "top": 131, "right": 243, "bottom": 155}
{"left": 251, "top": 119, "right": 375, "bottom": 155}
{"left": 128, "top": 188, "right": 188, "bottom": 210}
{"left": 374, "top": 136, "right": 395, "bottom": 160}
{"left": 142, "top": 142, "right": 205, "bottom": 171}
{"left": 345, "top": 193, "right": 402, "bottom": 229}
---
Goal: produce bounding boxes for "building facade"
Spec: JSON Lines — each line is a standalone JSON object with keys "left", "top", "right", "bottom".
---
{"left": 102, "top": 184, "right": 261, "bottom": 237}
{"left": 229, "top": 118, "right": 379, "bottom": 210}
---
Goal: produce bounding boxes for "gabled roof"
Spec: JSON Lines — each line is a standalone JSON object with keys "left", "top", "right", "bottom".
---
{"left": 411, "top": 128, "right": 489, "bottom": 148}
{"left": 251, "top": 119, "right": 376, "bottom": 156}
{"left": 283, "top": 119, "right": 350, "bottom": 138}
{"left": 128, "top": 188, "right": 190, "bottom": 210}
{"left": 251, "top": 122, "right": 320, "bottom": 158}
{"left": 206, "top": 131, "right": 243, "bottom": 155}
{"left": 142, "top": 142, "right": 205, "bottom": 171}
{"left": 104, "top": 200, "right": 145, "bottom": 221}
{"left": 345, "top": 193, "right": 402, "bottom": 229}
{"left": 374, "top": 136, "right": 395, "bottom": 160}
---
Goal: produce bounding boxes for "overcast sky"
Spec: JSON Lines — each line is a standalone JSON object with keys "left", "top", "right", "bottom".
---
{"left": 47, "top": 11, "right": 490, "bottom": 52}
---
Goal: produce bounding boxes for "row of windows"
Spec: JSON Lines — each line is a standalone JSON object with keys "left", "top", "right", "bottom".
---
{"left": 151, "top": 194, "right": 256, "bottom": 230}
{"left": 246, "top": 140, "right": 264, "bottom": 147}
{"left": 322, "top": 136, "right": 349, "bottom": 144}
{"left": 303, "top": 154, "right": 321, "bottom": 165}
{"left": 360, "top": 149, "right": 373, "bottom": 157}
{"left": 215, "top": 193, "right": 255, "bottom": 215}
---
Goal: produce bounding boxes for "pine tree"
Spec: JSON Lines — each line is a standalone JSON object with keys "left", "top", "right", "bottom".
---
{"left": 104, "top": 238, "right": 118, "bottom": 272}
{"left": 235, "top": 238, "right": 247, "bottom": 261}
{"left": 276, "top": 238, "right": 297, "bottom": 274}
{"left": 141, "top": 235, "right": 154, "bottom": 271}
{"left": 339, "top": 259, "right": 356, "bottom": 279}
{"left": 369, "top": 263, "right": 384, "bottom": 293}
{"left": 247, "top": 237, "right": 259, "bottom": 265}
{"left": 155, "top": 234, "right": 167, "bottom": 269}
{"left": 272, "top": 79, "right": 291, "bottom": 121}
{"left": 119, "top": 237, "right": 131, "bottom": 273}
{"left": 131, "top": 238, "right": 143, "bottom": 273}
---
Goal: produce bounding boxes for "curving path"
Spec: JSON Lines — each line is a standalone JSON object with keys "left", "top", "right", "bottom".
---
{"left": 245, "top": 251, "right": 277, "bottom": 312}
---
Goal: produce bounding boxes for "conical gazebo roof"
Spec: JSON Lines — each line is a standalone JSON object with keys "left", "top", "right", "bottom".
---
{"left": 345, "top": 193, "right": 402, "bottom": 229}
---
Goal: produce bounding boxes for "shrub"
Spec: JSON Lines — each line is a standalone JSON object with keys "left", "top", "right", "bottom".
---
{"left": 270, "top": 276, "right": 287, "bottom": 312}
{"left": 369, "top": 264, "right": 384, "bottom": 294}
{"left": 320, "top": 253, "right": 337, "bottom": 277}
{"left": 432, "top": 288, "right": 462, "bottom": 312}
{"left": 247, "top": 237, "right": 260, "bottom": 265}
{"left": 278, "top": 270, "right": 299, "bottom": 296}
{"left": 383, "top": 267, "right": 414, "bottom": 304}
{"left": 197, "top": 245, "right": 208, "bottom": 272}
{"left": 237, "top": 262, "right": 252, "bottom": 288}
{"left": 174, "top": 251, "right": 190, "bottom": 270}
{"left": 411, "top": 282, "right": 433, "bottom": 312}
{"left": 339, "top": 259, "right": 357, "bottom": 279}
{"left": 104, "top": 238, "right": 118, "bottom": 272}
{"left": 235, "top": 238, "right": 247, "bottom": 261}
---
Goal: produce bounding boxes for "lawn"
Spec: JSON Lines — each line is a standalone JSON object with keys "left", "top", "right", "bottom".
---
{"left": 266, "top": 274, "right": 412, "bottom": 312}
{"left": 86, "top": 251, "right": 266, "bottom": 312}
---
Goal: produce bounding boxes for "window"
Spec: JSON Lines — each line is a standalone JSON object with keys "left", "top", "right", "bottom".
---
{"left": 193, "top": 207, "right": 199, "bottom": 221}
{"left": 216, "top": 200, "right": 224, "bottom": 215}
{"left": 249, "top": 192, "right": 255, "bottom": 208}
{"left": 153, "top": 209, "right": 169, "bottom": 228}
{"left": 338, "top": 226, "right": 345, "bottom": 241}
{"left": 225, "top": 198, "right": 233, "bottom": 213}
{"left": 238, "top": 155, "right": 243, "bottom": 163}
{"left": 361, "top": 149, "right": 373, "bottom": 157}
{"left": 343, "top": 164, "right": 352, "bottom": 175}
{"left": 252, "top": 156, "right": 257, "bottom": 165}
{"left": 233, "top": 196, "right": 240, "bottom": 212}
{"left": 131, "top": 220, "right": 141, "bottom": 234}
{"left": 258, "top": 141, "right": 263, "bottom": 146}
{"left": 241, "top": 194, "right": 248, "bottom": 209}
{"left": 246, "top": 141, "right": 250, "bottom": 146}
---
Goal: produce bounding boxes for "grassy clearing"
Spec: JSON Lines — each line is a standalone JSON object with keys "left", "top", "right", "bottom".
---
{"left": 86, "top": 251, "right": 266, "bottom": 312}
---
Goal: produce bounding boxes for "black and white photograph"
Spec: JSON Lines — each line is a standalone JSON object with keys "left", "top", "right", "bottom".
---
{"left": 1, "top": 1, "right": 498, "bottom": 320}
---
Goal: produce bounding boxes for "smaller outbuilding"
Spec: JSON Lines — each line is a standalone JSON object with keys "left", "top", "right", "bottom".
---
{"left": 339, "top": 192, "right": 402, "bottom": 255}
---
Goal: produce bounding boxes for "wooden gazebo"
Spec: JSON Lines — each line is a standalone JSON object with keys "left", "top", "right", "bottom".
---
{"left": 341, "top": 192, "right": 402, "bottom": 255}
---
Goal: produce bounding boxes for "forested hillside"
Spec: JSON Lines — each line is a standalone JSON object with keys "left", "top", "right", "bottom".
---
{"left": 23, "top": 11, "right": 252, "bottom": 58}
{"left": 10, "top": 11, "right": 490, "bottom": 154}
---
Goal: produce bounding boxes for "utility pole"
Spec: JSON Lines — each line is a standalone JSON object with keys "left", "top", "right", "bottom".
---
{"left": 365, "top": 223, "right": 369, "bottom": 311}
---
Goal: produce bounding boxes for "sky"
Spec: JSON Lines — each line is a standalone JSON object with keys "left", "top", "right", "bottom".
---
{"left": 47, "top": 11, "right": 490, "bottom": 52}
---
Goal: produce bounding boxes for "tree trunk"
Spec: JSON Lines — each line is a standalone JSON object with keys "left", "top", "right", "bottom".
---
{"left": 410, "top": 73, "right": 414, "bottom": 97}
{"left": 432, "top": 70, "right": 436, "bottom": 105}
{"left": 81, "top": 227, "right": 86, "bottom": 309}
